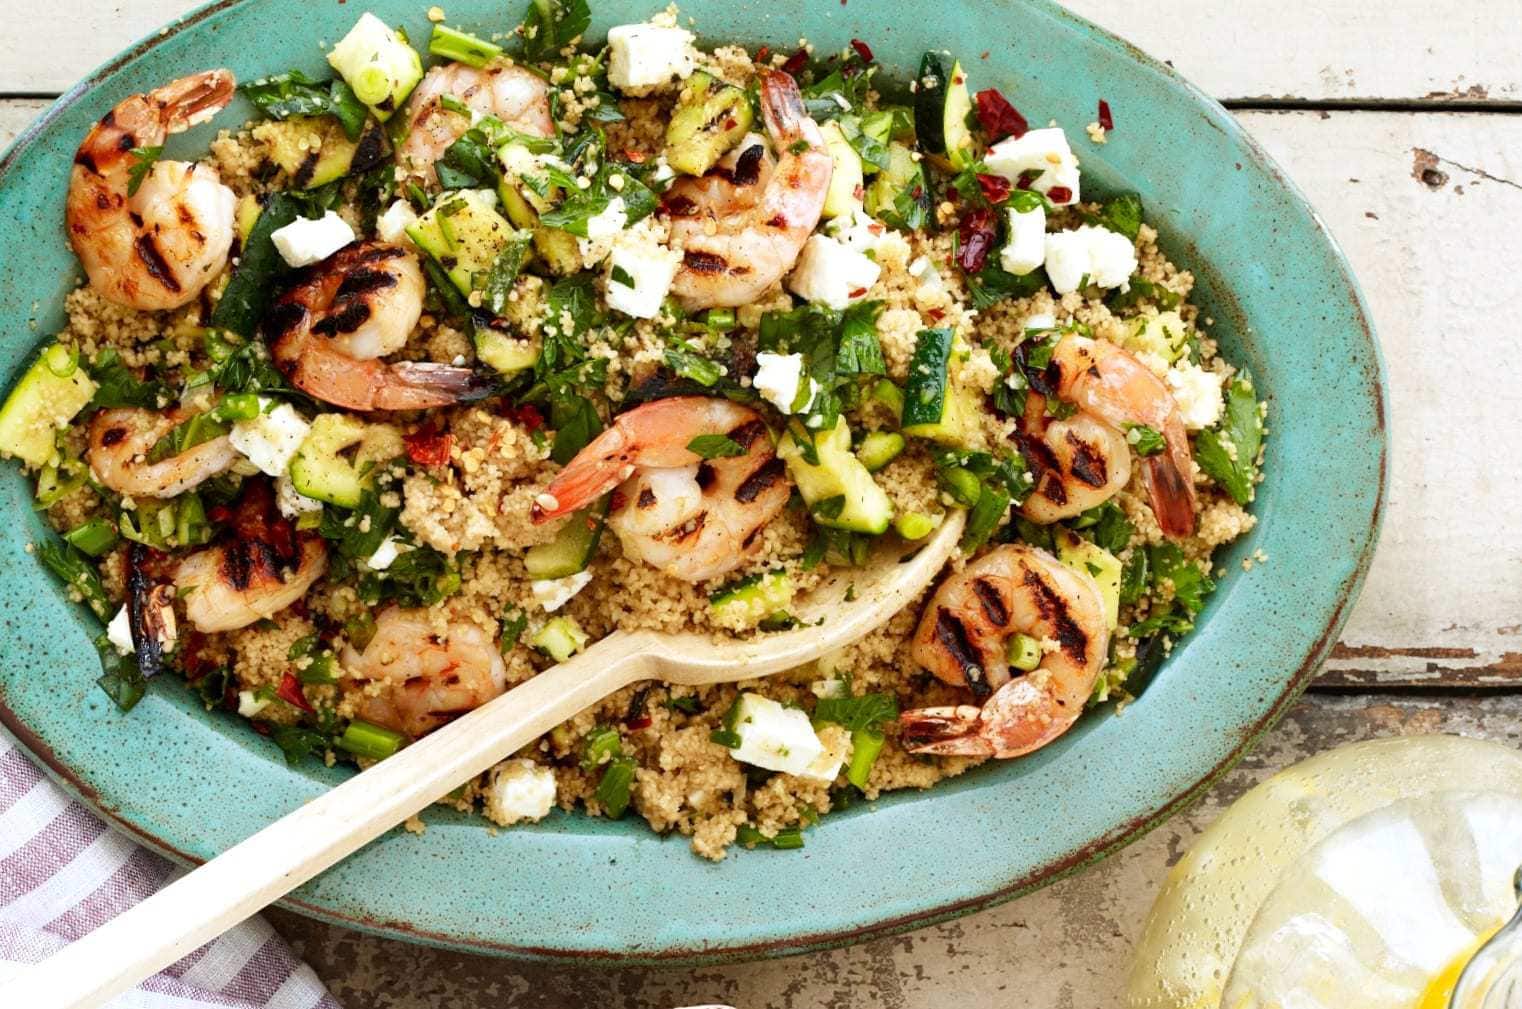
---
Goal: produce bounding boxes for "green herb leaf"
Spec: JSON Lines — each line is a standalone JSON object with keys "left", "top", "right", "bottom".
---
{"left": 86, "top": 349, "right": 166, "bottom": 409}
{"left": 499, "top": 606, "right": 528, "bottom": 653}
{"left": 1147, "top": 543, "right": 1214, "bottom": 617}
{"left": 270, "top": 724, "right": 331, "bottom": 765}
{"left": 1124, "top": 423, "right": 1166, "bottom": 457}
{"left": 210, "top": 191, "right": 306, "bottom": 336}
{"left": 126, "top": 146, "right": 163, "bottom": 197}
{"left": 36, "top": 540, "right": 114, "bottom": 623}
{"left": 687, "top": 434, "right": 744, "bottom": 459}
{"left": 1095, "top": 191, "right": 1143, "bottom": 240}
{"left": 665, "top": 693, "right": 701, "bottom": 714}
{"left": 609, "top": 264, "right": 635, "bottom": 288}
{"left": 1194, "top": 373, "right": 1263, "bottom": 505}
{"left": 518, "top": 0, "right": 591, "bottom": 61}
{"left": 812, "top": 692, "right": 898, "bottom": 732}
{"left": 241, "top": 70, "right": 367, "bottom": 139}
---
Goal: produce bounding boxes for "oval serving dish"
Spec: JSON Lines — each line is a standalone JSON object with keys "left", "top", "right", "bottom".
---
{"left": 0, "top": 0, "right": 1386, "bottom": 964}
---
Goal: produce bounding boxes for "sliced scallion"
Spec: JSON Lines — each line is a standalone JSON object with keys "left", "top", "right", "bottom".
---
{"left": 338, "top": 719, "right": 406, "bottom": 761}
{"left": 428, "top": 24, "right": 503, "bottom": 69}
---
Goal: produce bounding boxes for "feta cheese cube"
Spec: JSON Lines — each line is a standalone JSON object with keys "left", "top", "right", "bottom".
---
{"left": 799, "top": 725, "right": 852, "bottom": 783}
{"left": 482, "top": 758, "right": 557, "bottom": 827}
{"left": 725, "top": 693, "right": 824, "bottom": 777}
{"left": 1166, "top": 362, "right": 1226, "bottom": 430}
{"left": 376, "top": 200, "right": 418, "bottom": 246}
{"left": 229, "top": 401, "right": 310, "bottom": 477}
{"left": 584, "top": 196, "right": 628, "bottom": 241}
{"left": 984, "top": 127, "right": 1081, "bottom": 205}
{"left": 530, "top": 570, "right": 594, "bottom": 612}
{"left": 606, "top": 24, "right": 697, "bottom": 91}
{"left": 364, "top": 536, "right": 409, "bottom": 572}
{"left": 827, "top": 207, "right": 892, "bottom": 255}
{"left": 753, "top": 351, "right": 818, "bottom": 414}
{"left": 1000, "top": 204, "right": 1047, "bottom": 276}
{"left": 276, "top": 473, "right": 324, "bottom": 519}
{"left": 270, "top": 211, "right": 356, "bottom": 268}
{"left": 1023, "top": 312, "right": 1058, "bottom": 331}
{"left": 106, "top": 605, "right": 134, "bottom": 656}
{"left": 605, "top": 230, "right": 680, "bottom": 319}
{"left": 1042, "top": 225, "right": 1138, "bottom": 295}
{"left": 237, "top": 689, "right": 270, "bottom": 718}
{"left": 787, "top": 234, "right": 880, "bottom": 310}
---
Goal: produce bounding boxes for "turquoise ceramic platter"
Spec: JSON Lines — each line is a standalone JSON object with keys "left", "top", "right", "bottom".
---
{"left": 0, "top": 0, "right": 1386, "bottom": 963}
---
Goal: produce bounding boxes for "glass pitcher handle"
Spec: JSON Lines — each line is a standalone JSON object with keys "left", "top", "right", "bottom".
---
{"left": 1453, "top": 867, "right": 1522, "bottom": 1009}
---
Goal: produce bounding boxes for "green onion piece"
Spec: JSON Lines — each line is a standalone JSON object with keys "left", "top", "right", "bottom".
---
{"left": 893, "top": 511, "right": 936, "bottom": 541}
{"left": 428, "top": 24, "right": 503, "bottom": 69}
{"left": 941, "top": 467, "right": 982, "bottom": 507}
{"left": 34, "top": 460, "right": 86, "bottom": 508}
{"left": 580, "top": 725, "right": 623, "bottom": 770}
{"left": 1007, "top": 632, "right": 1042, "bottom": 672}
{"left": 43, "top": 343, "right": 79, "bottom": 378}
{"left": 351, "top": 65, "right": 393, "bottom": 106}
{"left": 709, "top": 728, "right": 742, "bottom": 749}
{"left": 214, "top": 393, "right": 262, "bottom": 422}
{"left": 770, "top": 827, "right": 805, "bottom": 849}
{"left": 175, "top": 493, "right": 211, "bottom": 547}
{"left": 736, "top": 824, "right": 766, "bottom": 845}
{"left": 847, "top": 728, "right": 885, "bottom": 789}
{"left": 338, "top": 719, "right": 406, "bottom": 760}
{"left": 595, "top": 757, "right": 636, "bottom": 818}
{"left": 64, "top": 518, "right": 118, "bottom": 557}
{"left": 704, "top": 308, "right": 736, "bottom": 330}
{"left": 297, "top": 653, "right": 339, "bottom": 685}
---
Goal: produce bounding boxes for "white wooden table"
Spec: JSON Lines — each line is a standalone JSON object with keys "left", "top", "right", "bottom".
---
{"left": 6, "top": 1, "right": 1521, "bottom": 1004}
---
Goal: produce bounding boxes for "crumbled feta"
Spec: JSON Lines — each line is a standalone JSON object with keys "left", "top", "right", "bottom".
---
{"left": 482, "top": 758, "right": 558, "bottom": 827}
{"left": 1042, "top": 225, "right": 1138, "bottom": 295}
{"left": 984, "top": 127, "right": 1081, "bottom": 205}
{"left": 276, "top": 473, "right": 325, "bottom": 519}
{"left": 1023, "top": 312, "right": 1058, "bottom": 331}
{"left": 229, "top": 401, "right": 310, "bottom": 477}
{"left": 584, "top": 196, "right": 628, "bottom": 241}
{"left": 604, "top": 227, "right": 681, "bottom": 319}
{"left": 826, "top": 207, "right": 892, "bottom": 255}
{"left": 799, "top": 725, "right": 852, "bottom": 783}
{"left": 376, "top": 200, "right": 418, "bottom": 246}
{"left": 606, "top": 23, "right": 698, "bottom": 91}
{"left": 726, "top": 693, "right": 824, "bottom": 777}
{"left": 1166, "top": 361, "right": 1226, "bottom": 430}
{"left": 237, "top": 690, "right": 270, "bottom": 718}
{"left": 753, "top": 352, "right": 818, "bottom": 415}
{"left": 106, "top": 605, "right": 134, "bottom": 656}
{"left": 364, "top": 536, "right": 409, "bottom": 571}
{"left": 787, "top": 234, "right": 880, "bottom": 309}
{"left": 531, "top": 570, "right": 594, "bottom": 612}
{"left": 270, "top": 211, "right": 355, "bottom": 268}
{"left": 1000, "top": 204, "right": 1047, "bottom": 276}
{"left": 650, "top": 155, "right": 676, "bottom": 188}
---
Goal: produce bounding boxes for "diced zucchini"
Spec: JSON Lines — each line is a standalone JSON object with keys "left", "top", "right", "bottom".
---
{"left": 864, "top": 141, "right": 931, "bottom": 228}
{"left": 532, "top": 615, "right": 589, "bottom": 662}
{"left": 0, "top": 344, "right": 96, "bottom": 467}
{"left": 855, "top": 430, "right": 904, "bottom": 473}
{"left": 914, "top": 53, "right": 974, "bottom": 166}
{"left": 326, "top": 12, "right": 423, "bottom": 121}
{"left": 665, "top": 71, "right": 754, "bottom": 177}
{"left": 235, "top": 193, "right": 262, "bottom": 244}
{"left": 1055, "top": 528, "right": 1122, "bottom": 630}
{"left": 1125, "top": 310, "right": 1190, "bottom": 365}
{"left": 494, "top": 159, "right": 583, "bottom": 278}
{"left": 406, "top": 189, "right": 529, "bottom": 300}
{"left": 288, "top": 414, "right": 401, "bottom": 507}
{"left": 818, "top": 120, "right": 864, "bottom": 220}
{"left": 524, "top": 501, "right": 607, "bottom": 579}
{"left": 710, "top": 571, "right": 794, "bottom": 630}
{"left": 893, "top": 511, "right": 939, "bottom": 541}
{"left": 870, "top": 378, "right": 905, "bottom": 418}
{"left": 777, "top": 417, "right": 894, "bottom": 535}
{"left": 901, "top": 328, "right": 979, "bottom": 447}
{"left": 474, "top": 326, "right": 539, "bottom": 376}
{"left": 1007, "top": 632, "right": 1042, "bottom": 672}
{"left": 257, "top": 115, "right": 389, "bottom": 190}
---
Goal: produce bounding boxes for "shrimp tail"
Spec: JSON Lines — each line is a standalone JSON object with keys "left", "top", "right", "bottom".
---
{"left": 375, "top": 362, "right": 497, "bottom": 411}
{"left": 898, "top": 706, "right": 995, "bottom": 757}
{"left": 531, "top": 425, "right": 632, "bottom": 524}
{"left": 759, "top": 70, "right": 807, "bottom": 138}
{"left": 1143, "top": 452, "right": 1196, "bottom": 539}
{"left": 149, "top": 69, "right": 236, "bottom": 133}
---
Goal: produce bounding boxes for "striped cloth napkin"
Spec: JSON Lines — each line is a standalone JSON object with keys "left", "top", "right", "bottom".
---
{"left": 0, "top": 729, "right": 341, "bottom": 1009}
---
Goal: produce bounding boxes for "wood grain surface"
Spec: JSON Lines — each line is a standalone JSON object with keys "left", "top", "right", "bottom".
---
{"left": 5, "top": 1, "right": 1521, "bottom": 1005}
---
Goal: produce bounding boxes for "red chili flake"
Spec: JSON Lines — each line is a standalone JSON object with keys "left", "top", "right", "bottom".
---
{"left": 756, "top": 45, "right": 770, "bottom": 62}
{"left": 973, "top": 88, "right": 1029, "bottom": 141}
{"left": 955, "top": 207, "right": 998, "bottom": 274}
{"left": 1015, "top": 168, "right": 1041, "bottom": 191}
{"left": 404, "top": 428, "right": 453, "bottom": 467}
{"left": 848, "top": 287, "right": 868, "bottom": 299}
{"left": 277, "top": 672, "right": 313, "bottom": 713}
{"left": 850, "top": 38, "right": 874, "bottom": 63}
{"left": 852, "top": 182, "right": 865, "bottom": 201}
{"left": 927, "top": 308, "right": 947, "bottom": 321}
{"left": 1098, "top": 98, "right": 1114, "bottom": 131}
{"left": 781, "top": 48, "right": 809, "bottom": 76}
{"left": 207, "top": 504, "right": 232, "bottom": 524}
{"left": 624, "top": 148, "right": 647, "bottom": 164}
{"left": 976, "top": 172, "right": 1012, "bottom": 204}
{"left": 252, "top": 721, "right": 272, "bottom": 737}
{"left": 508, "top": 403, "right": 545, "bottom": 431}
{"left": 1046, "top": 186, "right": 1073, "bottom": 203}
{"left": 625, "top": 685, "right": 654, "bottom": 729}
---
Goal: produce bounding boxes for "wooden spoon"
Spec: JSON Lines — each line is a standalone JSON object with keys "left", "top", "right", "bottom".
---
{"left": 1, "top": 511, "right": 964, "bottom": 1009}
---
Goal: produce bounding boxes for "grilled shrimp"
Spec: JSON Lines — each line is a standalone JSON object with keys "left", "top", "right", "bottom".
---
{"left": 899, "top": 544, "right": 1110, "bottom": 759}
{"left": 174, "top": 480, "right": 328, "bottom": 632}
{"left": 124, "top": 543, "right": 179, "bottom": 680}
{"left": 398, "top": 63, "right": 554, "bottom": 179}
{"left": 88, "top": 406, "right": 238, "bottom": 499}
{"left": 67, "top": 70, "right": 237, "bottom": 311}
{"left": 530, "top": 397, "right": 792, "bottom": 582}
{"left": 266, "top": 241, "right": 491, "bottom": 411}
{"left": 665, "top": 71, "right": 833, "bottom": 310}
{"left": 343, "top": 607, "right": 509, "bottom": 738}
{"left": 1018, "top": 333, "right": 1197, "bottom": 538}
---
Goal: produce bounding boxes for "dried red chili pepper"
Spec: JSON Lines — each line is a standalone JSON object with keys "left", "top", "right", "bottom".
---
{"left": 508, "top": 403, "right": 545, "bottom": 431}
{"left": 277, "top": 672, "right": 313, "bottom": 713}
{"left": 781, "top": 48, "right": 809, "bottom": 75}
{"left": 973, "top": 88, "right": 1029, "bottom": 141}
{"left": 850, "top": 38, "right": 874, "bottom": 63}
{"left": 956, "top": 207, "right": 998, "bottom": 274}
{"left": 976, "top": 173, "right": 1012, "bottom": 205}
{"left": 1046, "top": 186, "right": 1073, "bottom": 204}
{"left": 1098, "top": 98, "right": 1114, "bottom": 131}
{"left": 404, "top": 428, "right": 453, "bottom": 467}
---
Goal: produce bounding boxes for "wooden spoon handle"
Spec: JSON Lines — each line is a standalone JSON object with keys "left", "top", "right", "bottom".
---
{"left": 0, "top": 634, "right": 654, "bottom": 1009}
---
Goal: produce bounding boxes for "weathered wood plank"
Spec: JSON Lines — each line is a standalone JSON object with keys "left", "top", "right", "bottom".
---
{"left": 0, "top": 100, "right": 48, "bottom": 148}
{"left": 269, "top": 692, "right": 1522, "bottom": 1009}
{"left": 1232, "top": 111, "right": 1522, "bottom": 689}
{"left": 4, "top": 0, "right": 1522, "bottom": 101}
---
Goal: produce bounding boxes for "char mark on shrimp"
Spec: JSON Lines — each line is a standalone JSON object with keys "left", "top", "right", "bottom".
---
{"left": 1021, "top": 566, "right": 1089, "bottom": 664}
{"left": 972, "top": 578, "right": 1009, "bottom": 628}
{"left": 734, "top": 457, "right": 785, "bottom": 504}
{"left": 933, "top": 609, "right": 990, "bottom": 700}
{"left": 684, "top": 249, "right": 731, "bottom": 274}
{"left": 134, "top": 234, "right": 182, "bottom": 293}
{"left": 311, "top": 300, "right": 373, "bottom": 336}
{"left": 1066, "top": 433, "right": 1109, "bottom": 488}
{"left": 727, "top": 144, "right": 764, "bottom": 186}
